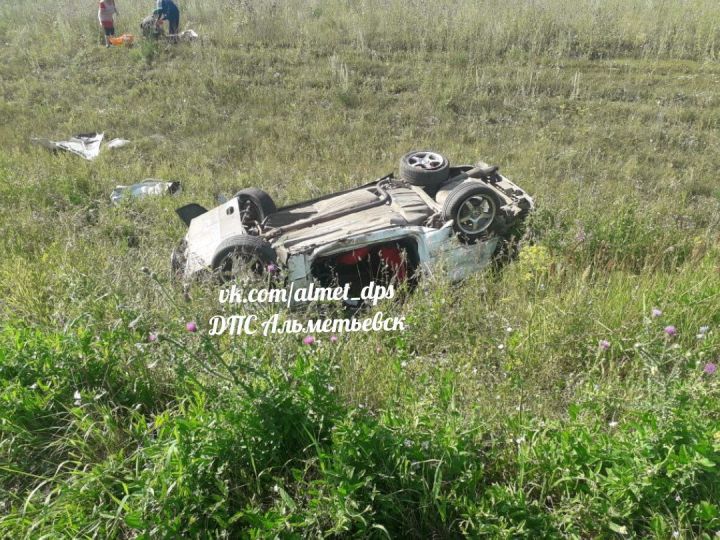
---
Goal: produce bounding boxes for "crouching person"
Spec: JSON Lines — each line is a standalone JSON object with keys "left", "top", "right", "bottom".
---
{"left": 153, "top": 0, "right": 180, "bottom": 37}
{"left": 140, "top": 15, "right": 162, "bottom": 38}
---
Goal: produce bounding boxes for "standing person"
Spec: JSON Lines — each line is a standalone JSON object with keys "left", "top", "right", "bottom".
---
{"left": 98, "top": 0, "right": 119, "bottom": 47}
{"left": 153, "top": 0, "right": 180, "bottom": 36}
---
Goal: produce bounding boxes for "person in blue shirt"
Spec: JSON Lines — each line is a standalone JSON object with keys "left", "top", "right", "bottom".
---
{"left": 153, "top": 0, "right": 180, "bottom": 35}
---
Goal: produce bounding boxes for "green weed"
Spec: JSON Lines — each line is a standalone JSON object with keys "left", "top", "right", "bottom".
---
{"left": 1, "top": 0, "right": 720, "bottom": 537}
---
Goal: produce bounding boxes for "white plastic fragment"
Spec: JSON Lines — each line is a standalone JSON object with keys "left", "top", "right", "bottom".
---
{"left": 111, "top": 179, "right": 181, "bottom": 205}
{"left": 179, "top": 29, "right": 199, "bottom": 40}
{"left": 32, "top": 132, "right": 104, "bottom": 160}
{"left": 107, "top": 138, "right": 131, "bottom": 150}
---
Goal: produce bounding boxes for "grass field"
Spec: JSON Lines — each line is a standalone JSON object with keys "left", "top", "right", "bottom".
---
{"left": 1, "top": 0, "right": 720, "bottom": 537}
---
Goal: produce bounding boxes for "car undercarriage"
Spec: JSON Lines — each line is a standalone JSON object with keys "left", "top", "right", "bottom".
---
{"left": 173, "top": 151, "right": 534, "bottom": 306}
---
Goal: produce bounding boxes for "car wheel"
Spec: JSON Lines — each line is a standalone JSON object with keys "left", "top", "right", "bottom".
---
{"left": 441, "top": 181, "right": 501, "bottom": 243}
{"left": 212, "top": 235, "right": 278, "bottom": 283}
{"left": 234, "top": 188, "right": 277, "bottom": 231}
{"left": 398, "top": 150, "right": 450, "bottom": 188}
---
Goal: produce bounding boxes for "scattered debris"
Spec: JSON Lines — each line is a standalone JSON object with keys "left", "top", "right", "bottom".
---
{"left": 32, "top": 133, "right": 133, "bottom": 159}
{"left": 111, "top": 180, "right": 180, "bottom": 205}
{"left": 107, "top": 138, "right": 131, "bottom": 150}
{"left": 32, "top": 132, "right": 104, "bottom": 160}
{"left": 108, "top": 34, "right": 135, "bottom": 47}
{"left": 178, "top": 29, "right": 199, "bottom": 41}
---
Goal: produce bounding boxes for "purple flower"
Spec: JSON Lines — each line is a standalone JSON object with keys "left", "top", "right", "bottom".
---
{"left": 186, "top": 321, "right": 198, "bottom": 333}
{"left": 267, "top": 263, "right": 278, "bottom": 273}
{"left": 148, "top": 332, "right": 158, "bottom": 342}
{"left": 651, "top": 308, "right": 662, "bottom": 318}
{"left": 329, "top": 335, "right": 338, "bottom": 343}
{"left": 303, "top": 335, "right": 315, "bottom": 345}
{"left": 703, "top": 363, "right": 717, "bottom": 375}
{"left": 599, "top": 339, "right": 611, "bottom": 351}
{"left": 664, "top": 325, "right": 677, "bottom": 337}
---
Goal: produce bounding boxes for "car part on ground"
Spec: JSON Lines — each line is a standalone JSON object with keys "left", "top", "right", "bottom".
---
{"left": 173, "top": 151, "right": 534, "bottom": 302}
{"left": 32, "top": 132, "right": 132, "bottom": 160}
{"left": 32, "top": 132, "right": 104, "bottom": 160}
{"left": 110, "top": 180, "right": 180, "bottom": 205}
{"left": 107, "top": 138, "right": 131, "bottom": 150}
{"left": 178, "top": 29, "right": 199, "bottom": 41}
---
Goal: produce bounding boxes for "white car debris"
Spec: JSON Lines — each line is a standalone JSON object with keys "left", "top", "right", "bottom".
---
{"left": 32, "top": 133, "right": 132, "bottom": 160}
{"left": 32, "top": 132, "right": 104, "bottom": 160}
{"left": 111, "top": 180, "right": 180, "bottom": 205}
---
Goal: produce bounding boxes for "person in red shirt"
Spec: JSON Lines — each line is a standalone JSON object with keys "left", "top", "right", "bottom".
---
{"left": 98, "top": 0, "right": 119, "bottom": 48}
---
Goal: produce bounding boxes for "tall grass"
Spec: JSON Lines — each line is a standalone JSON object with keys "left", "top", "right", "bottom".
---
{"left": 3, "top": 0, "right": 720, "bottom": 60}
{"left": 1, "top": 0, "right": 720, "bottom": 537}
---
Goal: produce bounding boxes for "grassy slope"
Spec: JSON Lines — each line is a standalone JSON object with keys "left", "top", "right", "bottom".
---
{"left": 1, "top": 0, "right": 719, "bottom": 537}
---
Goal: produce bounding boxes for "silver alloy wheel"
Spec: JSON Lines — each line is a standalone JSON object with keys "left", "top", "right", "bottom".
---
{"left": 457, "top": 195, "right": 496, "bottom": 234}
{"left": 406, "top": 151, "right": 445, "bottom": 171}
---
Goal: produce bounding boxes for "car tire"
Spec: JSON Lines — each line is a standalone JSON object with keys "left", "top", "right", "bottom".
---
{"left": 441, "top": 181, "right": 502, "bottom": 243}
{"left": 212, "top": 235, "right": 277, "bottom": 282}
{"left": 398, "top": 150, "right": 450, "bottom": 188}
{"left": 234, "top": 188, "right": 277, "bottom": 229}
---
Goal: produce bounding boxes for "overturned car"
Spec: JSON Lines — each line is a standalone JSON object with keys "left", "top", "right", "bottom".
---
{"left": 172, "top": 151, "right": 534, "bottom": 304}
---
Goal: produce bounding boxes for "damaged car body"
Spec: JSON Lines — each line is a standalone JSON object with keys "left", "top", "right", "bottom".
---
{"left": 172, "top": 151, "right": 534, "bottom": 305}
